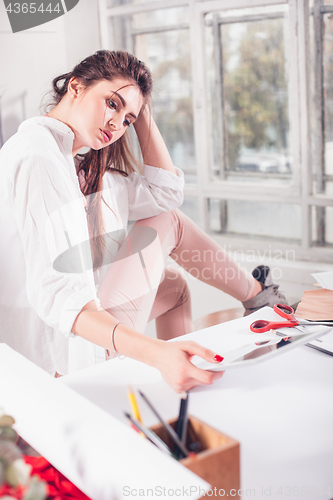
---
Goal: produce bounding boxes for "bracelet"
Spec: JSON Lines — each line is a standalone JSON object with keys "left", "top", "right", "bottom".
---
{"left": 111, "top": 321, "right": 126, "bottom": 360}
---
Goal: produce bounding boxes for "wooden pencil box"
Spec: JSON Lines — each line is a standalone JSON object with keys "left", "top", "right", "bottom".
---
{"left": 151, "top": 415, "right": 240, "bottom": 500}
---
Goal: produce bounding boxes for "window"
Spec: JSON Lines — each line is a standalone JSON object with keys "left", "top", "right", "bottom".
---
{"left": 99, "top": 0, "right": 333, "bottom": 263}
{"left": 205, "top": 5, "right": 291, "bottom": 185}
{"left": 310, "top": 1, "right": 333, "bottom": 248}
{"left": 106, "top": 5, "right": 195, "bottom": 184}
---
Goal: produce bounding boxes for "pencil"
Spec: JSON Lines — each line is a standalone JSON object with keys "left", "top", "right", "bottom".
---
{"left": 127, "top": 385, "right": 142, "bottom": 423}
{"left": 138, "top": 390, "right": 189, "bottom": 458}
{"left": 124, "top": 412, "right": 174, "bottom": 458}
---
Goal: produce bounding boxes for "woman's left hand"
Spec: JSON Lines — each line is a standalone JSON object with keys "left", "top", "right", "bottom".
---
{"left": 133, "top": 103, "right": 176, "bottom": 175}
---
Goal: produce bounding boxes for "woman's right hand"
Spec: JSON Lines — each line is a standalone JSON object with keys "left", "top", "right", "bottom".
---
{"left": 151, "top": 340, "right": 224, "bottom": 393}
{"left": 72, "top": 305, "right": 224, "bottom": 393}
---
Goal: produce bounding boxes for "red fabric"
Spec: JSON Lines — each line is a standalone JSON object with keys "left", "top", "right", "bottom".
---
{"left": 0, "top": 483, "right": 25, "bottom": 498}
{"left": 23, "top": 456, "right": 92, "bottom": 500}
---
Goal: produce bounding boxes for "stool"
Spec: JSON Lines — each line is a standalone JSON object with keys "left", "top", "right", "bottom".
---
{"left": 193, "top": 307, "right": 244, "bottom": 331}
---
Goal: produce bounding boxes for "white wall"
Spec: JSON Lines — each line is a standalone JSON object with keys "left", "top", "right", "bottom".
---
{"left": 0, "top": 0, "right": 101, "bottom": 143}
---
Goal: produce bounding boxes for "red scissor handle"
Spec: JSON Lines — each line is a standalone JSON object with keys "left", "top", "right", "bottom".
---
{"left": 273, "top": 303, "right": 296, "bottom": 320}
{"left": 250, "top": 319, "right": 299, "bottom": 333}
{"left": 250, "top": 304, "right": 299, "bottom": 333}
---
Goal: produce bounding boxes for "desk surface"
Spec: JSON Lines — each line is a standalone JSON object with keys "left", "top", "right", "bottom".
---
{"left": 0, "top": 344, "right": 209, "bottom": 500}
{"left": 62, "top": 342, "right": 333, "bottom": 500}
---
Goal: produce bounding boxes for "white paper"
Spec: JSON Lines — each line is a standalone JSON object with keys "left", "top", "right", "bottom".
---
{"left": 175, "top": 307, "right": 331, "bottom": 371}
{"left": 191, "top": 331, "right": 282, "bottom": 370}
{"left": 311, "top": 271, "right": 333, "bottom": 290}
{"left": 0, "top": 344, "right": 209, "bottom": 500}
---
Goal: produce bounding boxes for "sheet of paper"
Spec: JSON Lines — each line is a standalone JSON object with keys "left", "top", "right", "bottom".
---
{"left": 178, "top": 307, "right": 331, "bottom": 371}
{"left": 0, "top": 344, "right": 209, "bottom": 500}
{"left": 311, "top": 271, "right": 333, "bottom": 290}
{"left": 192, "top": 335, "right": 282, "bottom": 371}
{"left": 172, "top": 307, "right": 283, "bottom": 355}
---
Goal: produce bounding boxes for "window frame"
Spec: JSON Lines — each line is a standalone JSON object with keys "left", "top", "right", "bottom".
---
{"left": 98, "top": 0, "right": 333, "bottom": 263}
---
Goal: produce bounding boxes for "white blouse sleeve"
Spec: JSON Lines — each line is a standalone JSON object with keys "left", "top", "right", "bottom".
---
{"left": 124, "top": 164, "right": 184, "bottom": 221}
{"left": 9, "top": 153, "right": 98, "bottom": 338}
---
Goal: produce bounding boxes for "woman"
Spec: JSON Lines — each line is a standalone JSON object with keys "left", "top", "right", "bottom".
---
{"left": 0, "top": 50, "right": 285, "bottom": 392}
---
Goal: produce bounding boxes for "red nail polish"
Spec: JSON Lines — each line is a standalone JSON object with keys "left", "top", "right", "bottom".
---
{"left": 214, "top": 355, "right": 224, "bottom": 362}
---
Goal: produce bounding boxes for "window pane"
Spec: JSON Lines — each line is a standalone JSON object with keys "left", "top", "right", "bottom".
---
{"left": 311, "top": 205, "right": 333, "bottom": 246}
{"left": 179, "top": 197, "right": 200, "bottom": 224}
{"left": 135, "top": 29, "right": 195, "bottom": 183}
{"left": 109, "top": 6, "right": 189, "bottom": 30}
{"left": 110, "top": 10, "right": 196, "bottom": 184}
{"left": 132, "top": 7, "right": 189, "bottom": 29}
{"left": 205, "top": 5, "right": 291, "bottom": 185}
{"left": 322, "top": 13, "right": 333, "bottom": 194}
{"left": 310, "top": 9, "right": 333, "bottom": 197}
{"left": 208, "top": 199, "right": 301, "bottom": 242}
{"left": 107, "top": 0, "right": 160, "bottom": 7}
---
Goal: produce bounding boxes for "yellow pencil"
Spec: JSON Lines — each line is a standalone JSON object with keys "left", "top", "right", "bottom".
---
{"left": 127, "top": 385, "right": 143, "bottom": 423}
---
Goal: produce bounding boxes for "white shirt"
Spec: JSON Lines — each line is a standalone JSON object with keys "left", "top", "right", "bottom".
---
{"left": 0, "top": 116, "right": 184, "bottom": 375}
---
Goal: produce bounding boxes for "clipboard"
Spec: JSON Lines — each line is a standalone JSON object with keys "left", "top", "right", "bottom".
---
{"left": 306, "top": 330, "right": 333, "bottom": 356}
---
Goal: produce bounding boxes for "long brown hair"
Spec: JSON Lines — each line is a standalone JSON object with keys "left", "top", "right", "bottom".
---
{"left": 51, "top": 50, "right": 153, "bottom": 270}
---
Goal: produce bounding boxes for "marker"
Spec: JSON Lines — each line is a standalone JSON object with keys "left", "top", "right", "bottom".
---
{"left": 124, "top": 412, "right": 174, "bottom": 458}
{"left": 175, "top": 392, "right": 189, "bottom": 458}
{"left": 138, "top": 390, "right": 189, "bottom": 458}
{"left": 177, "top": 393, "right": 188, "bottom": 444}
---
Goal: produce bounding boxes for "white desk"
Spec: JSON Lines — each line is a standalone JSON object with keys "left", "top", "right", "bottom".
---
{"left": 0, "top": 345, "right": 208, "bottom": 500}
{"left": 62, "top": 342, "right": 333, "bottom": 500}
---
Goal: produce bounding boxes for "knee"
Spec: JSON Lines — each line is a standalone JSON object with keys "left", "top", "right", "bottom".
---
{"left": 131, "top": 210, "right": 181, "bottom": 256}
{"left": 164, "top": 266, "right": 190, "bottom": 304}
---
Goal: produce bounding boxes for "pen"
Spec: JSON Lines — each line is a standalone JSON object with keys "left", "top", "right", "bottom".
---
{"left": 124, "top": 412, "right": 174, "bottom": 458}
{"left": 127, "top": 385, "right": 142, "bottom": 423}
{"left": 175, "top": 392, "right": 189, "bottom": 458}
{"left": 138, "top": 390, "right": 190, "bottom": 458}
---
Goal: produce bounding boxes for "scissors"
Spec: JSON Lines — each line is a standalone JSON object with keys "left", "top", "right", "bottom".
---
{"left": 250, "top": 303, "right": 333, "bottom": 333}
